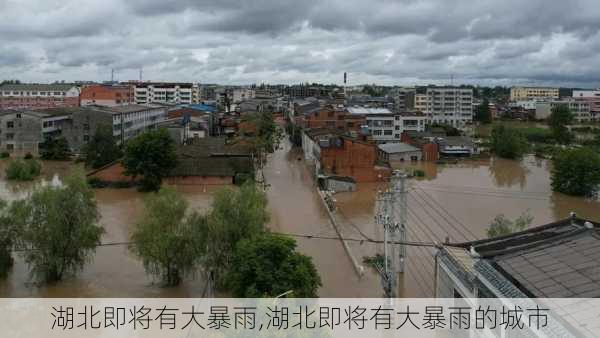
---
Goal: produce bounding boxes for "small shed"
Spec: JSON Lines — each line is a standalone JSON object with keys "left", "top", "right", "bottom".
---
{"left": 377, "top": 143, "right": 422, "bottom": 162}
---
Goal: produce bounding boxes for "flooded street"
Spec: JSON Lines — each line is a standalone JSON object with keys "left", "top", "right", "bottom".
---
{"left": 0, "top": 144, "right": 598, "bottom": 298}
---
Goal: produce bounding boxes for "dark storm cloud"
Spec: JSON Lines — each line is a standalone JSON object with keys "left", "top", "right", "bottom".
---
{"left": 2, "top": 0, "right": 600, "bottom": 86}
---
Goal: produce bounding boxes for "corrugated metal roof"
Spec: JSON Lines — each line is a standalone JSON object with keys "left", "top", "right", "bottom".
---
{"left": 377, "top": 142, "right": 420, "bottom": 153}
{"left": 347, "top": 107, "right": 393, "bottom": 115}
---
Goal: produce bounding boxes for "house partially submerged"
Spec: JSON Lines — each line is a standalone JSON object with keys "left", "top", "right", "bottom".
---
{"left": 87, "top": 137, "right": 253, "bottom": 186}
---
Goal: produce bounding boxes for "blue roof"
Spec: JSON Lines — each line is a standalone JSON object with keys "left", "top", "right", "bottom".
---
{"left": 182, "top": 104, "right": 216, "bottom": 113}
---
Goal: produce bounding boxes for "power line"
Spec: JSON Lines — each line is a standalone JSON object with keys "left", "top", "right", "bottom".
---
{"left": 416, "top": 182, "right": 551, "bottom": 196}
{"left": 416, "top": 186, "right": 550, "bottom": 201}
{"left": 413, "top": 184, "right": 477, "bottom": 238}
{"left": 409, "top": 189, "right": 476, "bottom": 241}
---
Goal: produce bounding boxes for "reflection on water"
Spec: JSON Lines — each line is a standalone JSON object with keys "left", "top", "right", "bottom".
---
{"left": 489, "top": 157, "right": 529, "bottom": 189}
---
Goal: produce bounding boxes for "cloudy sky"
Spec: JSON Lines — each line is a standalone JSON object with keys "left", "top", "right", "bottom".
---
{"left": 2, "top": 0, "right": 600, "bottom": 87}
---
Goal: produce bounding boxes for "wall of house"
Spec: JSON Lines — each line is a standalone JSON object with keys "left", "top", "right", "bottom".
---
{"left": 64, "top": 109, "right": 113, "bottom": 153}
{"left": 388, "top": 150, "right": 422, "bottom": 162}
{"left": 0, "top": 113, "right": 43, "bottom": 155}
{"left": 80, "top": 85, "right": 133, "bottom": 106}
{"left": 305, "top": 108, "right": 364, "bottom": 132}
{"left": 320, "top": 138, "right": 391, "bottom": 182}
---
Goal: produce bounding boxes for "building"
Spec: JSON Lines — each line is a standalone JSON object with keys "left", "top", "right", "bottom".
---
{"left": 390, "top": 87, "right": 416, "bottom": 112}
{"left": 425, "top": 87, "right": 473, "bottom": 127}
{"left": 232, "top": 88, "right": 256, "bottom": 103}
{"left": 510, "top": 86, "right": 559, "bottom": 101}
{"left": 87, "top": 137, "right": 253, "bottom": 186}
{"left": 573, "top": 90, "right": 600, "bottom": 120}
{"left": 535, "top": 100, "right": 592, "bottom": 121}
{"left": 377, "top": 143, "right": 422, "bottom": 163}
{"left": 414, "top": 93, "right": 427, "bottom": 113}
{"left": 436, "top": 215, "right": 600, "bottom": 336}
{"left": 0, "top": 109, "right": 71, "bottom": 155}
{"left": 302, "top": 105, "right": 365, "bottom": 133}
{"left": 0, "top": 83, "right": 80, "bottom": 110}
{"left": 347, "top": 107, "right": 427, "bottom": 143}
{"left": 80, "top": 84, "right": 133, "bottom": 107}
{"left": 133, "top": 83, "right": 197, "bottom": 105}
{"left": 302, "top": 128, "right": 391, "bottom": 182}
{"left": 65, "top": 104, "right": 167, "bottom": 152}
{"left": 436, "top": 136, "right": 478, "bottom": 156}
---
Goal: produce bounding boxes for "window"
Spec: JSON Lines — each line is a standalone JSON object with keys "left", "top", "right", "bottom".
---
{"left": 5, "top": 133, "right": 13, "bottom": 140}
{"left": 383, "top": 120, "right": 393, "bottom": 127}
{"left": 395, "top": 126, "right": 400, "bottom": 130}
{"left": 395, "top": 134, "right": 400, "bottom": 139}
{"left": 6, "top": 144, "right": 13, "bottom": 151}
{"left": 372, "top": 130, "right": 383, "bottom": 136}
{"left": 83, "top": 135, "right": 90, "bottom": 142}
{"left": 328, "top": 111, "right": 334, "bottom": 117}
{"left": 16, "top": 114, "right": 21, "bottom": 118}
{"left": 384, "top": 130, "right": 393, "bottom": 136}
{"left": 6, "top": 121, "right": 13, "bottom": 129}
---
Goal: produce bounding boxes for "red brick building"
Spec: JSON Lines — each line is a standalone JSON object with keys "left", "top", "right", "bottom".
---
{"left": 400, "top": 131, "right": 439, "bottom": 161}
{"left": 0, "top": 83, "right": 80, "bottom": 110}
{"left": 303, "top": 105, "right": 365, "bottom": 132}
{"left": 80, "top": 84, "right": 133, "bottom": 107}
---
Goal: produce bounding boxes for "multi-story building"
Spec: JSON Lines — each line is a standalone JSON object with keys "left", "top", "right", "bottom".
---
{"left": 80, "top": 84, "right": 134, "bottom": 107}
{"left": 303, "top": 105, "right": 365, "bottom": 132}
{"left": 535, "top": 100, "right": 592, "bottom": 121}
{"left": 133, "top": 83, "right": 196, "bottom": 105}
{"left": 425, "top": 87, "right": 473, "bottom": 127}
{"left": 414, "top": 93, "right": 427, "bottom": 113}
{"left": 232, "top": 88, "right": 256, "bottom": 103}
{"left": 510, "top": 86, "right": 559, "bottom": 101}
{"left": 65, "top": 104, "right": 167, "bottom": 152}
{"left": 0, "top": 84, "right": 80, "bottom": 110}
{"left": 347, "top": 107, "right": 427, "bottom": 143}
{"left": 0, "top": 109, "right": 71, "bottom": 155}
{"left": 390, "top": 87, "right": 416, "bottom": 112}
{"left": 573, "top": 90, "right": 600, "bottom": 120}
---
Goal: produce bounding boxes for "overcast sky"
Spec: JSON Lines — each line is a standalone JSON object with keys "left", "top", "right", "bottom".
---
{"left": 2, "top": 0, "right": 600, "bottom": 87}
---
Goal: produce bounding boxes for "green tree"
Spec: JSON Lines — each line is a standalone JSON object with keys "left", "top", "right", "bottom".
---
{"left": 226, "top": 234, "right": 321, "bottom": 297}
{"left": 490, "top": 125, "right": 528, "bottom": 159}
{"left": 0, "top": 201, "right": 16, "bottom": 278}
{"left": 548, "top": 104, "right": 574, "bottom": 144}
{"left": 487, "top": 211, "right": 533, "bottom": 238}
{"left": 551, "top": 147, "right": 600, "bottom": 197}
{"left": 476, "top": 98, "right": 492, "bottom": 124}
{"left": 39, "top": 137, "right": 71, "bottom": 160}
{"left": 131, "top": 187, "right": 202, "bottom": 286}
{"left": 12, "top": 170, "right": 103, "bottom": 282}
{"left": 83, "top": 125, "right": 122, "bottom": 169}
{"left": 122, "top": 129, "right": 177, "bottom": 191}
{"left": 197, "top": 182, "right": 269, "bottom": 286}
{"left": 5, "top": 159, "right": 42, "bottom": 181}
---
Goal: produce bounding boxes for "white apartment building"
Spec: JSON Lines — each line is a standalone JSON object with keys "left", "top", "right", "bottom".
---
{"left": 535, "top": 100, "right": 592, "bottom": 122}
{"left": 510, "top": 86, "right": 559, "bottom": 101}
{"left": 573, "top": 89, "right": 600, "bottom": 98}
{"left": 133, "top": 83, "right": 197, "bottom": 105}
{"left": 347, "top": 107, "right": 427, "bottom": 143}
{"left": 425, "top": 87, "right": 473, "bottom": 127}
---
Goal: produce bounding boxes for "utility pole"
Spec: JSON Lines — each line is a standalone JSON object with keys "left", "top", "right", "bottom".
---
{"left": 375, "top": 170, "right": 408, "bottom": 298}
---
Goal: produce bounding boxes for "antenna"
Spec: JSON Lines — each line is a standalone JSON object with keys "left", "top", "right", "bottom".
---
{"left": 111, "top": 69, "right": 114, "bottom": 83}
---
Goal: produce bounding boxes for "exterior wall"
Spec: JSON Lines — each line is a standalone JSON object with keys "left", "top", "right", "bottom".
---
{"left": 366, "top": 114, "right": 427, "bottom": 143}
{"left": 80, "top": 85, "right": 133, "bottom": 106}
{"left": 414, "top": 94, "right": 427, "bottom": 112}
{"left": 320, "top": 138, "right": 391, "bottom": 182}
{"left": 573, "top": 90, "right": 600, "bottom": 98}
{"left": 422, "top": 143, "right": 439, "bottom": 161}
{"left": 305, "top": 108, "right": 365, "bottom": 132}
{"left": 510, "top": 87, "right": 559, "bottom": 101}
{"left": 0, "top": 86, "right": 80, "bottom": 110}
{"left": 134, "top": 83, "right": 194, "bottom": 104}
{"left": 536, "top": 100, "right": 592, "bottom": 121}
{"left": 392, "top": 87, "right": 416, "bottom": 112}
{"left": 425, "top": 87, "right": 473, "bottom": 127}
{"left": 87, "top": 162, "right": 137, "bottom": 183}
{"left": 386, "top": 150, "right": 422, "bottom": 162}
{"left": 0, "top": 112, "right": 43, "bottom": 155}
{"left": 65, "top": 109, "right": 113, "bottom": 153}
{"left": 232, "top": 88, "right": 256, "bottom": 103}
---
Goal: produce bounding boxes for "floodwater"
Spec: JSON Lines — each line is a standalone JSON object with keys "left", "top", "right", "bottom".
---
{"left": 0, "top": 142, "right": 598, "bottom": 298}
{"left": 334, "top": 155, "right": 600, "bottom": 297}
{"left": 0, "top": 160, "right": 218, "bottom": 297}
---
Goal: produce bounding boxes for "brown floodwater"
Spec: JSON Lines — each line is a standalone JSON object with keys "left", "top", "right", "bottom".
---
{"left": 0, "top": 144, "right": 598, "bottom": 298}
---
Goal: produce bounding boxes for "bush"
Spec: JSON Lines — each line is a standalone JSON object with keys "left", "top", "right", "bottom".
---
{"left": 234, "top": 173, "right": 254, "bottom": 186}
{"left": 520, "top": 128, "right": 554, "bottom": 143}
{"left": 490, "top": 125, "right": 528, "bottom": 159}
{"left": 5, "top": 159, "right": 42, "bottom": 181}
{"left": 0, "top": 152, "right": 9, "bottom": 159}
{"left": 24, "top": 153, "right": 33, "bottom": 160}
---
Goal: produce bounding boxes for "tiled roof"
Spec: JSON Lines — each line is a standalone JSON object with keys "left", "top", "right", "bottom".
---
{"left": 170, "top": 138, "right": 253, "bottom": 177}
{"left": 0, "top": 83, "right": 77, "bottom": 91}
{"left": 453, "top": 217, "right": 600, "bottom": 298}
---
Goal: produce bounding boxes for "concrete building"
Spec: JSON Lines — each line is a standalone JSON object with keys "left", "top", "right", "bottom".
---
{"left": 377, "top": 143, "right": 422, "bottom": 163}
{"left": 0, "top": 109, "right": 71, "bottom": 155}
{"left": 133, "top": 83, "right": 196, "bottom": 105}
{"left": 390, "top": 87, "right": 416, "bottom": 112}
{"left": 65, "top": 104, "right": 167, "bottom": 152}
{"left": 302, "top": 105, "right": 365, "bottom": 133}
{"left": 80, "top": 84, "right": 134, "bottom": 107}
{"left": 414, "top": 93, "right": 427, "bottom": 113}
{"left": 347, "top": 107, "right": 427, "bottom": 143}
{"left": 0, "top": 84, "right": 80, "bottom": 110}
{"left": 436, "top": 216, "right": 600, "bottom": 336}
{"left": 232, "top": 88, "right": 256, "bottom": 103}
{"left": 510, "top": 86, "right": 559, "bottom": 101}
{"left": 425, "top": 87, "right": 473, "bottom": 127}
{"left": 535, "top": 100, "right": 592, "bottom": 121}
